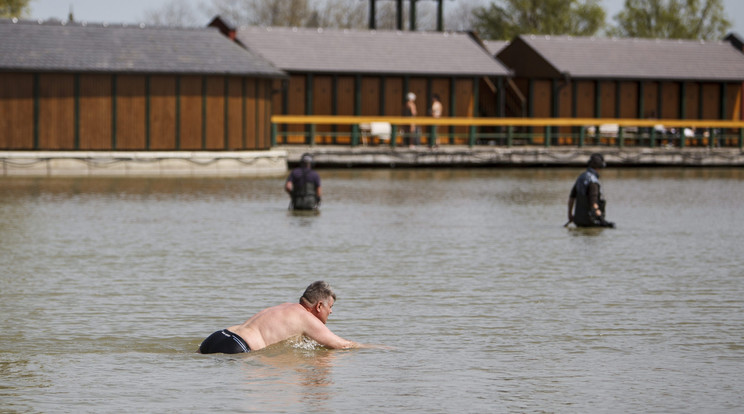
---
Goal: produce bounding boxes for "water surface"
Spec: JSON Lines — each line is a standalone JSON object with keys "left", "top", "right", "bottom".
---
{"left": 1, "top": 168, "right": 743, "bottom": 412}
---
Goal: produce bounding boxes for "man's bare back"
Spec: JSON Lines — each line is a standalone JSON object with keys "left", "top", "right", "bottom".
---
{"left": 229, "top": 302, "right": 355, "bottom": 351}
{"left": 198, "top": 281, "right": 362, "bottom": 354}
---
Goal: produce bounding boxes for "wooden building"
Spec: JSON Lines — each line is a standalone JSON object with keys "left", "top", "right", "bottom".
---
{"left": 497, "top": 35, "right": 744, "bottom": 131}
{"left": 229, "top": 24, "right": 511, "bottom": 144}
{"left": 725, "top": 33, "right": 744, "bottom": 53}
{"left": 0, "top": 19, "right": 285, "bottom": 151}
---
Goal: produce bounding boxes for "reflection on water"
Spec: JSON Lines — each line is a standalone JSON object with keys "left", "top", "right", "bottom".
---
{"left": 1, "top": 168, "right": 743, "bottom": 413}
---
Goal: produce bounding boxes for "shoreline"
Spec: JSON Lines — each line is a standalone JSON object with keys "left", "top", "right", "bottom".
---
{"left": 0, "top": 150, "right": 288, "bottom": 177}
{"left": 280, "top": 145, "right": 744, "bottom": 168}
{"left": 2, "top": 146, "right": 743, "bottom": 177}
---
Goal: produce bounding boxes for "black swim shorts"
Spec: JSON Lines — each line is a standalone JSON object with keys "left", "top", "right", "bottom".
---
{"left": 198, "top": 329, "right": 251, "bottom": 354}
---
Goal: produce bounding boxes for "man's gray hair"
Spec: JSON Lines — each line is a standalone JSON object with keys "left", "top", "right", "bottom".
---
{"left": 300, "top": 280, "right": 336, "bottom": 306}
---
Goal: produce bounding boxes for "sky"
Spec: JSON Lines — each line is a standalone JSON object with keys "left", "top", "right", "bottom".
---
{"left": 26, "top": 0, "right": 744, "bottom": 37}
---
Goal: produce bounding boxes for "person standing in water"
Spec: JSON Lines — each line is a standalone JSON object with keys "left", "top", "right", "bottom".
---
{"left": 285, "top": 153, "right": 321, "bottom": 210}
{"left": 198, "top": 281, "right": 368, "bottom": 354}
{"left": 568, "top": 153, "right": 615, "bottom": 228}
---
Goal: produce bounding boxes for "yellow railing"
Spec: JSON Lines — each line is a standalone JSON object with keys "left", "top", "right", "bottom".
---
{"left": 271, "top": 115, "right": 744, "bottom": 149}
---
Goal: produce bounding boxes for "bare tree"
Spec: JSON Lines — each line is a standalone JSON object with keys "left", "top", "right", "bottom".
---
{"left": 445, "top": 0, "right": 482, "bottom": 31}
{"left": 313, "top": 0, "right": 367, "bottom": 29}
{"left": 141, "top": 0, "right": 206, "bottom": 27}
{"left": 208, "top": 0, "right": 312, "bottom": 26}
{"left": 202, "top": 0, "right": 469, "bottom": 31}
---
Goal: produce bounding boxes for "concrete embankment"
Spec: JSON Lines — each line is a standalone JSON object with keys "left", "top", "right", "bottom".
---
{"left": 0, "top": 151, "right": 288, "bottom": 177}
{"left": 2, "top": 146, "right": 742, "bottom": 177}
{"left": 280, "top": 146, "right": 744, "bottom": 168}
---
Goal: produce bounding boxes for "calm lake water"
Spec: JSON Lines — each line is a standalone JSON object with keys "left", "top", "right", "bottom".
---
{"left": 1, "top": 168, "right": 743, "bottom": 413}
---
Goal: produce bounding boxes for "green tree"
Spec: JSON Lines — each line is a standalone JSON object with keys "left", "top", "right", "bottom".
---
{"left": 472, "top": 0, "right": 606, "bottom": 40}
{"left": 0, "top": 0, "right": 31, "bottom": 18}
{"left": 609, "top": 0, "right": 730, "bottom": 40}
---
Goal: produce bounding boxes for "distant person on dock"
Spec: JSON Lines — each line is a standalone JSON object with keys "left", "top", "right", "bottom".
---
{"left": 285, "top": 153, "right": 321, "bottom": 210}
{"left": 198, "top": 281, "right": 369, "bottom": 354}
{"left": 403, "top": 92, "right": 420, "bottom": 147}
{"left": 567, "top": 153, "right": 615, "bottom": 228}
{"left": 430, "top": 94, "right": 443, "bottom": 148}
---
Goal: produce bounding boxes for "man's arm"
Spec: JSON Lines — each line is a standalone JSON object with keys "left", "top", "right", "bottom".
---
{"left": 301, "top": 313, "right": 358, "bottom": 349}
{"left": 567, "top": 197, "right": 575, "bottom": 222}
{"left": 568, "top": 185, "right": 577, "bottom": 222}
{"left": 588, "top": 182, "right": 601, "bottom": 217}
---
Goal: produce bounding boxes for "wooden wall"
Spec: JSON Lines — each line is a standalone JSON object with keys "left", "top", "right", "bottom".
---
{"left": 0, "top": 72, "right": 274, "bottom": 151}
{"left": 0, "top": 73, "right": 34, "bottom": 149}
{"left": 514, "top": 77, "right": 743, "bottom": 121}
{"left": 274, "top": 73, "right": 479, "bottom": 145}
{"left": 511, "top": 78, "right": 744, "bottom": 145}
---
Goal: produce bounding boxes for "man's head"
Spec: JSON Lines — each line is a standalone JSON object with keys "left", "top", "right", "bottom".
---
{"left": 300, "top": 153, "right": 313, "bottom": 168}
{"left": 407, "top": 92, "right": 416, "bottom": 102}
{"left": 588, "top": 153, "right": 606, "bottom": 170}
{"left": 300, "top": 281, "right": 336, "bottom": 323}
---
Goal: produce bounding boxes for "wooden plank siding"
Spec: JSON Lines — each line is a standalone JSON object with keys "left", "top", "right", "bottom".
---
{"left": 257, "top": 79, "right": 272, "bottom": 149}
{"left": 38, "top": 74, "right": 75, "bottom": 150}
{"left": 0, "top": 72, "right": 275, "bottom": 151}
{"left": 116, "top": 75, "right": 147, "bottom": 150}
{"left": 660, "top": 82, "right": 680, "bottom": 119}
{"left": 243, "top": 79, "right": 258, "bottom": 149}
{"left": 272, "top": 73, "right": 480, "bottom": 145}
{"left": 684, "top": 83, "right": 699, "bottom": 120}
{"left": 556, "top": 81, "right": 572, "bottom": 143}
{"left": 226, "top": 77, "right": 243, "bottom": 150}
{"left": 510, "top": 77, "right": 743, "bottom": 146}
{"left": 360, "top": 77, "right": 380, "bottom": 116}
{"left": 179, "top": 75, "right": 203, "bottom": 150}
{"left": 79, "top": 75, "right": 112, "bottom": 150}
{"left": 384, "top": 77, "right": 403, "bottom": 145}
{"left": 313, "top": 75, "right": 333, "bottom": 143}
{"left": 149, "top": 76, "right": 177, "bottom": 150}
{"left": 286, "top": 75, "right": 306, "bottom": 143}
{"left": 335, "top": 76, "right": 354, "bottom": 144}
{"left": 204, "top": 77, "right": 224, "bottom": 150}
{"left": 531, "top": 79, "right": 744, "bottom": 121}
{"left": 618, "top": 82, "right": 638, "bottom": 118}
{"left": 0, "top": 73, "right": 34, "bottom": 149}
{"left": 643, "top": 82, "right": 659, "bottom": 118}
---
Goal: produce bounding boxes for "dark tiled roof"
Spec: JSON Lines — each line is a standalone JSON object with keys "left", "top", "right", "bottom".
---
{"left": 499, "top": 35, "right": 744, "bottom": 81}
{"left": 482, "top": 39, "right": 509, "bottom": 56}
{"left": 0, "top": 19, "right": 284, "bottom": 77}
{"left": 236, "top": 26, "right": 510, "bottom": 76}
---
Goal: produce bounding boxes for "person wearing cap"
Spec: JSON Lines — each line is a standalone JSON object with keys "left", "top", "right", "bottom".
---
{"left": 403, "top": 92, "right": 419, "bottom": 147}
{"left": 285, "top": 153, "right": 321, "bottom": 210}
{"left": 198, "top": 281, "right": 369, "bottom": 354}
{"left": 567, "top": 153, "right": 615, "bottom": 228}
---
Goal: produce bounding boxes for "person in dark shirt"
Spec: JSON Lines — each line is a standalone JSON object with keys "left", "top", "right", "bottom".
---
{"left": 568, "top": 153, "right": 614, "bottom": 228}
{"left": 285, "top": 153, "right": 321, "bottom": 210}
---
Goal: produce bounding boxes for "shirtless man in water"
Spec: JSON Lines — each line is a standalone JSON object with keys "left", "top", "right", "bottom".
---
{"left": 198, "top": 281, "right": 362, "bottom": 354}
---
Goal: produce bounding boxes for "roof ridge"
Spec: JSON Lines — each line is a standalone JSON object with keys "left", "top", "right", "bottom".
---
{"left": 0, "top": 18, "right": 211, "bottom": 32}
{"left": 239, "top": 25, "right": 465, "bottom": 37}
{"left": 520, "top": 33, "right": 726, "bottom": 45}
